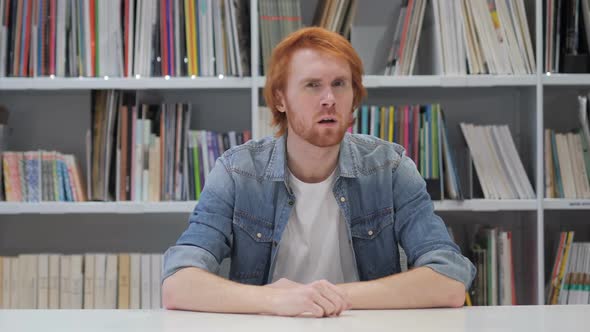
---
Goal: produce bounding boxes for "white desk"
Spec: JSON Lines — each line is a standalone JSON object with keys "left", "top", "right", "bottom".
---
{"left": 0, "top": 306, "right": 588, "bottom": 332}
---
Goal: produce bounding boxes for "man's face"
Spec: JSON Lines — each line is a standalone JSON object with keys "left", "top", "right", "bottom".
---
{"left": 279, "top": 48, "right": 354, "bottom": 148}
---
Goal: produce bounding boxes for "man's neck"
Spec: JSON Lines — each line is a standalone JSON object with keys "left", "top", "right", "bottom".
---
{"left": 286, "top": 132, "right": 340, "bottom": 183}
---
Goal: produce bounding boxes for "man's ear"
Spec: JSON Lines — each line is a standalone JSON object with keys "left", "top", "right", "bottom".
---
{"left": 275, "top": 91, "right": 286, "bottom": 113}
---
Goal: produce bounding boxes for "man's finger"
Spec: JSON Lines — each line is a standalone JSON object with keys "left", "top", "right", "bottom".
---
{"left": 311, "top": 289, "right": 337, "bottom": 316}
{"left": 309, "top": 302, "right": 325, "bottom": 318}
{"left": 319, "top": 281, "right": 350, "bottom": 313}
{"left": 315, "top": 284, "right": 347, "bottom": 315}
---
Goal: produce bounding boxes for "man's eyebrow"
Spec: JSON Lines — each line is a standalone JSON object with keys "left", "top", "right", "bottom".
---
{"left": 299, "top": 76, "right": 350, "bottom": 82}
{"left": 300, "top": 77, "right": 321, "bottom": 82}
{"left": 332, "top": 75, "right": 350, "bottom": 81}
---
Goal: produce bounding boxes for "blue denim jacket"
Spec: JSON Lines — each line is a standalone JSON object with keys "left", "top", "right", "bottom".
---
{"left": 162, "top": 133, "right": 476, "bottom": 288}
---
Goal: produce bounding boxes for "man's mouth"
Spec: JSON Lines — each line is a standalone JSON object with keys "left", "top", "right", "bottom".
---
{"left": 318, "top": 118, "right": 337, "bottom": 124}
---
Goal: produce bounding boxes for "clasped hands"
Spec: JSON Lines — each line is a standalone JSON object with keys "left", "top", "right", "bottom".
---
{"left": 263, "top": 278, "right": 352, "bottom": 318}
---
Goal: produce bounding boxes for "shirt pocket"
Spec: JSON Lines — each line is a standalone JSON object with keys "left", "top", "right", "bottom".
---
{"left": 350, "top": 208, "right": 394, "bottom": 244}
{"left": 230, "top": 209, "right": 274, "bottom": 284}
{"left": 233, "top": 209, "right": 274, "bottom": 243}
{"left": 350, "top": 208, "right": 398, "bottom": 279}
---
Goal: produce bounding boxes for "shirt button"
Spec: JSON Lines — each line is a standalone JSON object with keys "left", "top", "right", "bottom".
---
{"left": 256, "top": 233, "right": 262, "bottom": 239}
{"left": 340, "top": 197, "right": 346, "bottom": 202}
{"left": 368, "top": 230, "right": 374, "bottom": 236}
{"left": 288, "top": 200, "right": 294, "bottom": 205}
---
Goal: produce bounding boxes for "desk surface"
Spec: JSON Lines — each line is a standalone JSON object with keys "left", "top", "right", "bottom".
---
{"left": 1, "top": 305, "right": 589, "bottom": 332}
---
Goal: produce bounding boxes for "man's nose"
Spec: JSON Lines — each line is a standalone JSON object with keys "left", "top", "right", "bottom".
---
{"left": 321, "top": 88, "right": 335, "bottom": 108}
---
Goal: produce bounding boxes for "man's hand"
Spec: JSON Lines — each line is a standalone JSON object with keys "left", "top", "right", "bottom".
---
{"left": 264, "top": 279, "right": 352, "bottom": 318}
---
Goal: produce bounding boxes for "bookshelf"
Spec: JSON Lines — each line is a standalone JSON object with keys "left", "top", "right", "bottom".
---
{"left": 1, "top": 0, "right": 589, "bottom": 307}
{"left": 544, "top": 199, "right": 590, "bottom": 210}
{"left": 0, "top": 201, "right": 198, "bottom": 214}
{"left": 0, "top": 199, "right": 539, "bottom": 214}
{"left": 0, "top": 77, "right": 253, "bottom": 90}
{"left": 257, "top": 75, "right": 539, "bottom": 88}
{"left": 543, "top": 74, "right": 590, "bottom": 85}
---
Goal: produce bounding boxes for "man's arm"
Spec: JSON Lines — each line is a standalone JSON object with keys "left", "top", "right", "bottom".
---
{"left": 162, "top": 267, "right": 273, "bottom": 313}
{"left": 355, "top": 154, "right": 475, "bottom": 309}
{"left": 162, "top": 267, "right": 351, "bottom": 317}
{"left": 339, "top": 267, "right": 465, "bottom": 309}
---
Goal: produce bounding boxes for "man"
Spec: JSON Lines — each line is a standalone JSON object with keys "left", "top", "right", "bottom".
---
{"left": 162, "top": 27, "right": 475, "bottom": 317}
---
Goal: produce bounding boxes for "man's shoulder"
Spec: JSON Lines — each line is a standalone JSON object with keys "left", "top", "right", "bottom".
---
{"left": 221, "top": 136, "right": 279, "bottom": 176}
{"left": 344, "top": 134, "right": 406, "bottom": 173}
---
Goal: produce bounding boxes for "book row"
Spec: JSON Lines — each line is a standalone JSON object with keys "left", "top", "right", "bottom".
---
{"left": 546, "top": 232, "right": 590, "bottom": 305}
{"left": 0, "top": 253, "right": 164, "bottom": 309}
{"left": 0, "top": 0, "right": 251, "bottom": 78}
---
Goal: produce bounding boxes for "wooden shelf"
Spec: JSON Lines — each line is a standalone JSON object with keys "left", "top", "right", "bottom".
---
{"left": 542, "top": 74, "right": 590, "bottom": 86}
{"left": 0, "top": 77, "right": 252, "bottom": 90}
{"left": 434, "top": 199, "right": 537, "bottom": 211}
{"left": 0, "top": 201, "right": 197, "bottom": 214}
{"left": 544, "top": 199, "right": 590, "bottom": 210}
{"left": 363, "top": 75, "right": 537, "bottom": 88}
{"left": 255, "top": 75, "right": 537, "bottom": 88}
{"left": 0, "top": 200, "right": 539, "bottom": 214}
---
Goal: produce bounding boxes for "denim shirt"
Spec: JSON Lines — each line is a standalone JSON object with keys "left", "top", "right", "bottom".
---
{"left": 162, "top": 133, "right": 476, "bottom": 288}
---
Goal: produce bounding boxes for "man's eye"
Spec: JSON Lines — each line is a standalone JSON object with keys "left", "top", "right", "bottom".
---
{"left": 333, "top": 80, "right": 345, "bottom": 87}
{"left": 307, "top": 82, "right": 320, "bottom": 88}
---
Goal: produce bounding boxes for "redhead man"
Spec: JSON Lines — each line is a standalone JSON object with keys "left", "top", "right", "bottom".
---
{"left": 161, "top": 27, "right": 475, "bottom": 317}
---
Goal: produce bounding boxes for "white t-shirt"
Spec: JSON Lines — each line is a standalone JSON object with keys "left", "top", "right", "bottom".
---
{"left": 271, "top": 168, "right": 359, "bottom": 284}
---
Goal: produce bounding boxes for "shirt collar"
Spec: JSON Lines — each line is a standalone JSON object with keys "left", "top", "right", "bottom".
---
{"left": 264, "top": 132, "right": 360, "bottom": 185}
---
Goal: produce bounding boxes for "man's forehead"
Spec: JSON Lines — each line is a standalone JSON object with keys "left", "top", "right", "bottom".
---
{"left": 289, "top": 47, "right": 343, "bottom": 63}
{"left": 286, "top": 48, "right": 351, "bottom": 78}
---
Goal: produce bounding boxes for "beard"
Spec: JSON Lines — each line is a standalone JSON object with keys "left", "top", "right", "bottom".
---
{"left": 286, "top": 108, "right": 352, "bottom": 148}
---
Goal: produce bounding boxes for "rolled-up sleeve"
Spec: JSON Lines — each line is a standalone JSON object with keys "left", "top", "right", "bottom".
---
{"left": 162, "top": 156, "right": 235, "bottom": 283}
{"left": 414, "top": 249, "right": 476, "bottom": 288}
{"left": 162, "top": 245, "right": 220, "bottom": 281}
{"left": 393, "top": 155, "right": 476, "bottom": 289}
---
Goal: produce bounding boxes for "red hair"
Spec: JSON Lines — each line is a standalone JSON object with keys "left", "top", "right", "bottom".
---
{"left": 263, "top": 27, "right": 367, "bottom": 136}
